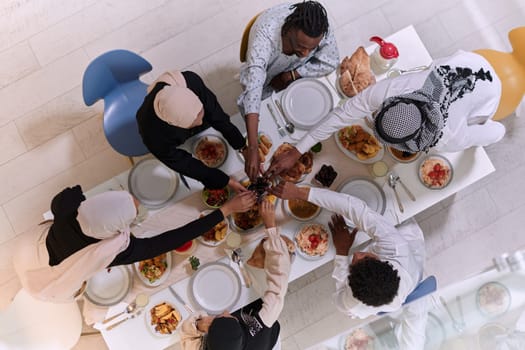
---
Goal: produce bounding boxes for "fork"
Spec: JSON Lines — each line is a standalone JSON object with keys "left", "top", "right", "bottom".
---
{"left": 107, "top": 310, "right": 142, "bottom": 331}
{"left": 267, "top": 103, "right": 286, "bottom": 137}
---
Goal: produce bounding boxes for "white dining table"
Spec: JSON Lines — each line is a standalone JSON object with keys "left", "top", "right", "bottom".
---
{"left": 91, "top": 25, "right": 495, "bottom": 350}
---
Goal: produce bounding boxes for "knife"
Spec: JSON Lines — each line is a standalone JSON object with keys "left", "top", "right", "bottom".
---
{"left": 397, "top": 177, "right": 416, "bottom": 201}
{"left": 179, "top": 173, "right": 191, "bottom": 190}
{"left": 168, "top": 285, "right": 194, "bottom": 314}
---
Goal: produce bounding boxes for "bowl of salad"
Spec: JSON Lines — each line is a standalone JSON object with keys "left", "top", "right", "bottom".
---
{"left": 202, "top": 187, "right": 230, "bottom": 208}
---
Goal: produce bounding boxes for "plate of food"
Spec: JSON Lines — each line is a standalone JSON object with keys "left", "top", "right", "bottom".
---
{"left": 197, "top": 210, "right": 229, "bottom": 246}
{"left": 229, "top": 178, "right": 278, "bottom": 233}
{"left": 134, "top": 253, "right": 171, "bottom": 287}
{"left": 334, "top": 121, "right": 384, "bottom": 164}
{"left": 145, "top": 301, "right": 182, "bottom": 337}
{"left": 85, "top": 266, "right": 132, "bottom": 306}
{"left": 418, "top": 154, "right": 453, "bottom": 189}
{"left": 128, "top": 158, "right": 179, "bottom": 209}
{"left": 272, "top": 143, "right": 313, "bottom": 183}
{"left": 387, "top": 146, "right": 421, "bottom": 164}
{"left": 476, "top": 281, "right": 511, "bottom": 317}
{"left": 189, "top": 262, "right": 241, "bottom": 315}
{"left": 202, "top": 187, "right": 230, "bottom": 208}
{"left": 281, "top": 78, "right": 333, "bottom": 129}
{"left": 337, "top": 177, "right": 386, "bottom": 215}
{"left": 237, "top": 132, "right": 274, "bottom": 164}
{"left": 283, "top": 185, "right": 321, "bottom": 222}
{"left": 295, "top": 223, "right": 330, "bottom": 260}
{"left": 193, "top": 134, "right": 228, "bottom": 168}
{"left": 338, "top": 328, "right": 374, "bottom": 350}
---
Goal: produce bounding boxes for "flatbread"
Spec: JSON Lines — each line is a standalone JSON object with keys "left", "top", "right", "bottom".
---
{"left": 247, "top": 236, "right": 295, "bottom": 269}
{"left": 339, "top": 46, "right": 375, "bottom": 97}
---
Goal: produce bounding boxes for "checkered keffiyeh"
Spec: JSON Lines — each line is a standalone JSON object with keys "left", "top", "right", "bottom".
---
{"left": 374, "top": 65, "right": 493, "bottom": 152}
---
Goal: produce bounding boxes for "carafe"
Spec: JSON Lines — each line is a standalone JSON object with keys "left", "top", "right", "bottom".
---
{"left": 370, "top": 36, "right": 399, "bottom": 75}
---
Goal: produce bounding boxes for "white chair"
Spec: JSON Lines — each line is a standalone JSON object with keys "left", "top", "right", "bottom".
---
{"left": 0, "top": 288, "right": 82, "bottom": 350}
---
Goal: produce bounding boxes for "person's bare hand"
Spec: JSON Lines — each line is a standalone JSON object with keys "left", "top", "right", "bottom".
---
{"left": 259, "top": 199, "right": 276, "bottom": 228}
{"left": 196, "top": 315, "right": 215, "bottom": 333}
{"left": 244, "top": 147, "right": 260, "bottom": 181}
{"left": 269, "top": 181, "right": 307, "bottom": 200}
{"left": 328, "top": 214, "right": 358, "bottom": 256}
{"left": 220, "top": 191, "right": 256, "bottom": 217}
{"left": 264, "top": 147, "right": 301, "bottom": 179}
{"left": 228, "top": 177, "right": 248, "bottom": 193}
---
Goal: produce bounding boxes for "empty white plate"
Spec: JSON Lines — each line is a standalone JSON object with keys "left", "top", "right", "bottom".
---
{"left": 85, "top": 266, "right": 132, "bottom": 306}
{"left": 189, "top": 262, "right": 241, "bottom": 315}
{"left": 337, "top": 177, "right": 386, "bottom": 214}
{"left": 128, "top": 158, "right": 179, "bottom": 209}
{"left": 281, "top": 79, "right": 333, "bottom": 129}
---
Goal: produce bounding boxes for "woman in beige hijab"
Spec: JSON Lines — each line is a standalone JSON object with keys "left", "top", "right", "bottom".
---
{"left": 15, "top": 185, "right": 255, "bottom": 302}
{"left": 137, "top": 70, "right": 248, "bottom": 193}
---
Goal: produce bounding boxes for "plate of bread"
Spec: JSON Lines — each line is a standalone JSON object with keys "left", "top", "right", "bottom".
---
{"left": 272, "top": 143, "right": 313, "bottom": 183}
{"left": 338, "top": 46, "right": 376, "bottom": 98}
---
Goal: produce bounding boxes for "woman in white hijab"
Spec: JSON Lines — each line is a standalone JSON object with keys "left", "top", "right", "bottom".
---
{"left": 16, "top": 185, "right": 255, "bottom": 302}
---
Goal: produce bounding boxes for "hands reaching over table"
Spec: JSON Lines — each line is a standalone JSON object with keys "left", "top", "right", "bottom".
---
{"left": 219, "top": 191, "right": 257, "bottom": 217}
{"left": 328, "top": 214, "right": 358, "bottom": 256}
{"left": 259, "top": 198, "right": 276, "bottom": 229}
{"left": 269, "top": 181, "right": 309, "bottom": 201}
{"left": 265, "top": 145, "right": 302, "bottom": 179}
{"left": 228, "top": 177, "right": 248, "bottom": 193}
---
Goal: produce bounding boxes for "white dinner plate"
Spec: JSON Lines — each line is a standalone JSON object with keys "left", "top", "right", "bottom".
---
{"left": 85, "top": 266, "right": 132, "bottom": 306}
{"left": 337, "top": 177, "right": 386, "bottom": 214}
{"left": 128, "top": 158, "right": 179, "bottom": 209}
{"left": 189, "top": 262, "right": 241, "bottom": 315}
{"left": 334, "top": 119, "right": 384, "bottom": 164}
{"left": 281, "top": 78, "right": 333, "bottom": 129}
{"left": 134, "top": 253, "right": 172, "bottom": 287}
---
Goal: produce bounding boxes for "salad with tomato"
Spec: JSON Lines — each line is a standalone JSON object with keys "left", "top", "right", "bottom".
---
{"left": 420, "top": 156, "right": 452, "bottom": 188}
{"left": 202, "top": 187, "right": 229, "bottom": 208}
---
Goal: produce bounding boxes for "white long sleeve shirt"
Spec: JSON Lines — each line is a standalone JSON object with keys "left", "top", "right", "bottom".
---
{"left": 237, "top": 3, "right": 339, "bottom": 115}
{"left": 180, "top": 227, "right": 291, "bottom": 350}
{"left": 296, "top": 50, "right": 504, "bottom": 154}
{"left": 306, "top": 187, "right": 425, "bottom": 319}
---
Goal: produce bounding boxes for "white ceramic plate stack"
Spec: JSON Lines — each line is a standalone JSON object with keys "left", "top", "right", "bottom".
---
{"left": 337, "top": 177, "right": 386, "bottom": 215}
{"left": 281, "top": 78, "right": 333, "bottom": 129}
{"left": 128, "top": 158, "right": 179, "bottom": 209}
{"left": 189, "top": 262, "right": 241, "bottom": 315}
{"left": 85, "top": 266, "right": 132, "bottom": 306}
{"left": 334, "top": 119, "right": 384, "bottom": 164}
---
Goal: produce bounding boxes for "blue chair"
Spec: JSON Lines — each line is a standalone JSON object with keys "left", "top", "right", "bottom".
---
{"left": 378, "top": 275, "right": 437, "bottom": 316}
{"left": 403, "top": 275, "right": 437, "bottom": 305}
{"left": 82, "top": 49, "right": 152, "bottom": 157}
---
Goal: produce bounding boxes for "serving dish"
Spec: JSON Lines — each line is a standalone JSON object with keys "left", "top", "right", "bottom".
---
{"left": 334, "top": 120, "right": 384, "bottom": 164}
{"left": 145, "top": 301, "right": 182, "bottom": 337}
{"left": 202, "top": 187, "right": 230, "bottom": 209}
{"left": 476, "top": 281, "right": 511, "bottom": 317}
{"left": 294, "top": 223, "right": 330, "bottom": 260}
{"left": 386, "top": 146, "right": 421, "bottom": 164}
{"left": 337, "top": 177, "right": 386, "bottom": 215}
{"left": 197, "top": 210, "right": 230, "bottom": 246}
{"left": 193, "top": 134, "right": 228, "bottom": 168}
{"left": 281, "top": 78, "right": 333, "bottom": 129}
{"left": 134, "top": 253, "right": 172, "bottom": 287}
{"left": 128, "top": 158, "right": 179, "bottom": 209}
{"left": 418, "top": 154, "right": 453, "bottom": 189}
{"left": 85, "top": 266, "right": 132, "bottom": 306}
{"left": 189, "top": 262, "right": 241, "bottom": 314}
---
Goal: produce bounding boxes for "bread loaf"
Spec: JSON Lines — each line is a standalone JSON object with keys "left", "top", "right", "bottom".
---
{"left": 339, "top": 46, "right": 376, "bottom": 97}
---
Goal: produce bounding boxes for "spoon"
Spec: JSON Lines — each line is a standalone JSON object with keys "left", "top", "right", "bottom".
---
{"left": 103, "top": 301, "right": 137, "bottom": 324}
{"left": 274, "top": 99, "right": 295, "bottom": 134}
{"left": 388, "top": 173, "right": 404, "bottom": 213}
{"left": 386, "top": 65, "right": 429, "bottom": 78}
{"left": 231, "top": 249, "right": 252, "bottom": 288}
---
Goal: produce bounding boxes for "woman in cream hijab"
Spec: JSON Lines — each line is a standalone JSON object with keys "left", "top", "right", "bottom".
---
{"left": 137, "top": 70, "right": 248, "bottom": 193}
{"left": 15, "top": 185, "right": 255, "bottom": 302}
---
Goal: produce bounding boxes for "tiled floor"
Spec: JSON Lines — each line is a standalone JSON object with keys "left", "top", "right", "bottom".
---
{"left": 1, "top": 0, "right": 524, "bottom": 349}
